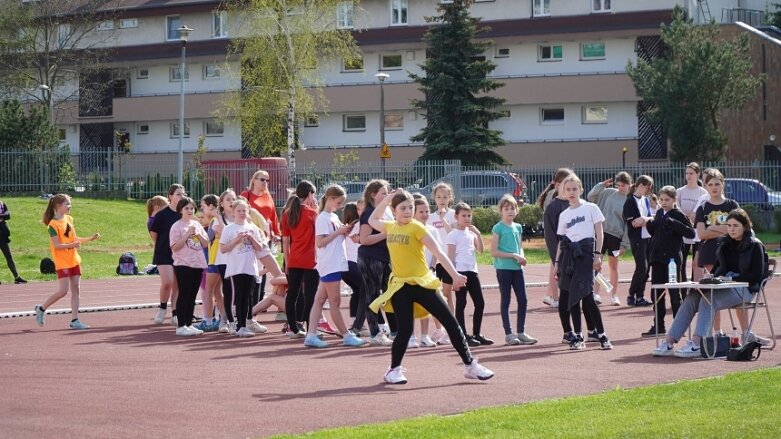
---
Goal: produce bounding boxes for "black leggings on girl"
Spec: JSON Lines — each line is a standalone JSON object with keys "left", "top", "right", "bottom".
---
{"left": 355, "top": 256, "right": 396, "bottom": 337}
{"left": 217, "top": 264, "right": 234, "bottom": 322}
{"left": 389, "top": 284, "right": 473, "bottom": 369}
{"left": 229, "top": 273, "right": 254, "bottom": 330}
{"left": 174, "top": 265, "right": 203, "bottom": 328}
{"left": 285, "top": 268, "right": 319, "bottom": 330}
{"left": 342, "top": 261, "right": 362, "bottom": 317}
{"left": 559, "top": 289, "right": 605, "bottom": 335}
{"left": 455, "top": 271, "right": 485, "bottom": 336}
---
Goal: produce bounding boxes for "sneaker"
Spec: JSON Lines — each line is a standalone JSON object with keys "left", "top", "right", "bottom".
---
{"left": 218, "top": 321, "right": 229, "bottom": 333}
{"left": 598, "top": 335, "right": 613, "bottom": 350}
{"left": 34, "top": 305, "right": 45, "bottom": 327}
{"left": 171, "top": 315, "right": 178, "bottom": 326}
{"left": 379, "top": 323, "right": 390, "bottom": 335}
{"left": 641, "top": 326, "right": 666, "bottom": 338}
{"left": 407, "top": 335, "right": 419, "bottom": 348}
{"left": 316, "top": 320, "right": 339, "bottom": 336}
{"left": 370, "top": 332, "right": 393, "bottom": 346}
{"left": 516, "top": 333, "right": 538, "bottom": 345}
{"left": 611, "top": 295, "right": 621, "bottom": 306}
{"left": 466, "top": 335, "right": 481, "bottom": 347}
{"left": 69, "top": 319, "right": 90, "bottom": 330}
{"left": 505, "top": 334, "right": 521, "bottom": 345}
{"left": 626, "top": 295, "right": 636, "bottom": 306}
{"left": 569, "top": 335, "right": 585, "bottom": 350}
{"left": 189, "top": 325, "right": 203, "bottom": 335}
{"left": 304, "top": 333, "right": 328, "bottom": 348}
{"left": 419, "top": 335, "right": 437, "bottom": 347}
{"left": 228, "top": 322, "right": 237, "bottom": 335}
{"left": 594, "top": 294, "right": 602, "bottom": 305}
{"left": 210, "top": 319, "right": 220, "bottom": 331}
{"left": 549, "top": 299, "right": 559, "bottom": 308}
{"left": 431, "top": 328, "right": 445, "bottom": 343}
{"left": 153, "top": 308, "right": 166, "bottom": 325}
{"left": 674, "top": 340, "right": 701, "bottom": 358}
{"left": 587, "top": 330, "right": 600, "bottom": 342}
{"left": 562, "top": 332, "right": 577, "bottom": 344}
{"left": 542, "top": 295, "right": 552, "bottom": 305}
{"left": 281, "top": 322, "right": 289, "bottom": 334}
{"left": 634, "top": 297, "right": 652, "bottom": 307}
{"left": 286, "top": 329, "right": 306, "bottom": 339}
{"left": 342, "top": 333, "right": 367, "bottom": 347}
{"left": 744, "top": 332, "right": 771, "bottom": 347}
{"left": 14, "top": 277, "right": 27, "bottom": 284}
{"left": 384, "top": 366, "right": 407, "bottom": 384}
{"left": 322, "top": 300, "right": 330, "bottom": 310}
{"left": 464, "top": 357, "right": 494, "bottom": 381}
{"left": 247, "top": 320, "right": 268, "bottom": 334}
{"left": 652, "top": 341, "right": 675, "bottom": 356}
{"left": 236, "top": 327, "right": 255, "bottom": 337}
{"left": 275, "top": 312, "right": 287, "bottom": 322}
{"left": 473, "top": 334, "right": 494, "bottom": 345}
{"left": 175, "top": 326, "right": 195, "bottom": 336}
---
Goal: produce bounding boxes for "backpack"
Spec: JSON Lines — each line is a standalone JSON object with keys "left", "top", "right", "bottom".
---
{"left": 726, "top": 341, "right": 762, "bottom": 361}
{"left": 40, "top": 257, "right": 56, "bottom": 274}
{"left": 116, "top": 252, "right": 139, "bottom": 275}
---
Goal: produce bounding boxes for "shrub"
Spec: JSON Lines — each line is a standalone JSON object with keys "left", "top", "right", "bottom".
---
{"left": 515, "top": 204, "right": 543, "bottom": 228}
{"left": 743, "top": 204, "right": 767, "bottom": 233}
{"left": 471, "top": 207, "right": 500, "bottom": 234}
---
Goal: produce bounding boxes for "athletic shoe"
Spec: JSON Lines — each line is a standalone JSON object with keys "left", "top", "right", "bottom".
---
{"left": 569, "top": 335, "right": 585, "bottom": 350}
{"left": 322, "top": 300, "right": 330, "bottom": 310}
{"left": 316, "top": 320, "right": 339, "bottom": 336}
{"left": 210, "top": 319, "right": 220, "bottom": 331}
{"left": 286, "top": 329, "right": 306, "bottom": 339}
{"left": 641, "top": 326, "right": 666, "bottom": 338}
{"left": 274, "top": 312, "right": 287, "bottom": 322}
{"left": 236, "top": 327, "right": 255, "bottom": 337}
{"left": 175, "top": 326, "right": 195, "bottom": 336}
{"left": 370, "top": 333, "right": 393, "bottom": 346}
{"left": 542, "top": 295, "right": 553, "bottom": 305}
{"left": 587, "top": 330, "right": 600, "bottom": 342}
{"left": 171, "top": 315, "right": 178, "bottom": 326}
{"left": 464, "top": 357, "right": 494, "bottom": 381}
{"left": 594, "top": 294, "right": 603, "bottom": 305}
{"left": 626, "top": 296, "right": 636, "bottom": 306}
{"left": 473, "top": 334, "right": 495, "bottom": 345}
{"left": 407, "top": 335, "right": 419, "bottom": 348}
{"left": 516, "top": 333, "right": 538, "bottom": 345}
{"left": 379, "top": 323, "right": 390, "bottom": 335}
{"left": 634, "top": 297, "right": 652, "bottom": 307}
{"left": 153, "top": 308, "right": 166, "bottom": 325}
{"left": 69, "top": 319, "right": 90, "bottom": 330}
{"left": 247, "top": 320, "right": 268, "bottom": 334}
{"left": 188, "top": 325, "right": 203, "bottom": 335}
{"left": 466, "top": 335, "right": 481, "bottom": 347}
{"left": 195, "top": 320, "right": 211, "bottom": 332}
{"left": 218, "top": 321, "right": 229, "bottom": 333}
{"left": 599, "top": 335, "right": 613, "bottom": 350}
{"left": 674, "top": 340, "right": 700, "bottom": 358}
{"left": 744, "top": 332, "right": 771, "bottom": 347}
{"left": 438, "top": 334, "right": 451, "bottom": 345}
{"left": 384, "top": 366, "right": 407, "bottom": 384}
{"left": 304, "top": 333, "right": 328, "bottom": 348}
{"left": 419, "top": 335, "right": 437, "bottom": 347}
{"left": 652, "top": 341, "right": 675, "bottom": 357}
{"left": 611, "top": 295, "right": 621, "bottom": 306}
{"left": 562, "top": 332, "right": 577, "bottom": 344}
{"left": 549, "top": 299, "right": 559, "bottom": 308}
{"left": 228, "top": 322, "right": 237, "bottom": 335}
{"left": 505, "top": 334, "right": 521, "bottom": 345}
{"left": 14, "top": 277, "right": 27, "bottom": 284}
{"left": 34, "top": 305, "right": 45, "bottom": 327}
{"left": 342, "top": 333, "right": 367, "bottom": 347}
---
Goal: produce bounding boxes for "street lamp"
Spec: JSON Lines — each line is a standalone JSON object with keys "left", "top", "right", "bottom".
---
{"left": 176, "top": 25, "right": 192, "bottom": 184}
{"left": 375, "top": 72, "right": 389, "bottom": 178}
{"left": 622, "top": 146, "right": 628, "bottom": 168}
{"left": 38, "top": 84, "right": 53, "bottom": 124}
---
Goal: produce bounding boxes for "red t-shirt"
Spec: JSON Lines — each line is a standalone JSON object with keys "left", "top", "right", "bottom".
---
{"left": 281, "top": 206, "right": 317, "bottom": 269}
{"left": 241, "top": 190, "right": 280, "bottom": 236}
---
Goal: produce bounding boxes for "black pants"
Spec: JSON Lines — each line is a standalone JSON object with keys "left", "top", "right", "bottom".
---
{"left": 354, "top": 256, "right": 396, "bottom": 336}
{"left": 455, "top": 271, "right": 485, "bottom": 336}
{"left": 389, "top": 284, "right": 473, "bottom": 368}
{"left": 217, "top": 265, "right": 234, "bottom": 322}
{"left": 229, "top": 274, "right": 254, "bottom": 330}
{"left": 343, "top": 261, "right": 362, "bottom": 317}
{"left": 174, "top": 266, "right": 203, "bottom": 328}
{"left": 248, "top": 280, "right": 260, "bottom": 321}
{"left": 628, "top": 237, "right": 649, "bottom": 299}
{"left": 650, "top": 262, "right": 686, "bottom": 330}
{"left": 559, "top": 289, "right": 604, "bottom": 334}
{"left": 0, "top": 239, "right": 19, "bottom": 278}
{"left": 285, "top": 268, "right": 319, "bottom": 330}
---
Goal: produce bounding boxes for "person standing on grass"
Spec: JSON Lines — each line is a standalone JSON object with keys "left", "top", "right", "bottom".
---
{"left": 676, "top": 162, "right": 708, "bottom": 284}
{"left": 427, "top": 182, "right": 456, "bottom": 344}
{"left": 623, "top": 175, "right": 655, "bottom": 307}
{"left": 447, "top": 202, "right": 493, "bottom": 347}
{"left": 539, "top": 168, "right": 572, "bottom": 308}
{"left": 0, "top": 196, "right": 26, "bottom": 284}
{"left": 368, "top": 189, "right": 494, "bottom": 384}
{"left": 490, "top": 195, "right": 537, "bottom": 346}
{"left": 34, "top": 194, "right": 100, "bottom": 329}
{"left": 151, "top": 184, "right": 185, "bottom": 325}
{"left": 170, "top": 197, "right": 209, "bottom": 336}
{"left": 587, "top": 172, "right": 631, "bottom": 306}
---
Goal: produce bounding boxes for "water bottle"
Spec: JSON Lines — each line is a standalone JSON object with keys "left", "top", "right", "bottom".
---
{"left": 595, "top": 272, "right": 613, "bottom": 292}
{"left": 730, "top": 327, "right": 741, "bottom": 347}
{"left": 667, "top": 258, "right": 677, "bottom": 284}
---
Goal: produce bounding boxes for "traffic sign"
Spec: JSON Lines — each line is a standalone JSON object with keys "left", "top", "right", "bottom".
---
{"left": 380, "top": 143, "right": 391, "bottom": 159}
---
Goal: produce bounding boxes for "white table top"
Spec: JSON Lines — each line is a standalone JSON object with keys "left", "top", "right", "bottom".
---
{"left": 651, "top": 281, "right": 748, "bottom": 289}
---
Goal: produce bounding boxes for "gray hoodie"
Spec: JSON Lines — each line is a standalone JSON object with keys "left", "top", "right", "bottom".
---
{"left": 587, "top": 183, "right": 630, "bottom": 250}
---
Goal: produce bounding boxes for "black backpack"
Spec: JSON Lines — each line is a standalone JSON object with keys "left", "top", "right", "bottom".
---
{"left": 727, "top": 341, "right": 762, "bottom": 361}
{"left": 40, "top": 257, "right": 56, "bottom": 274}
{"left": 116, "top": 252, "right": 139, "bottom": 275}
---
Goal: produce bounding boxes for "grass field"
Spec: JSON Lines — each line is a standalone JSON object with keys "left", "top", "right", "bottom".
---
{"left": 273, "top": 367, "right": 781, "bottom": 438}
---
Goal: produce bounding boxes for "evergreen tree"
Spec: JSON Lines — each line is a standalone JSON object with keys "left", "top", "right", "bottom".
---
{"left": 410, "top": 0, "right": 507, "bottom": 167}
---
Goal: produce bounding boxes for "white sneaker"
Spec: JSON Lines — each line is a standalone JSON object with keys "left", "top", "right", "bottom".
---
{"left": 189, "top": 325, "right": 203, "bottom": 335}
{"left": 175, "top": 326, "right": 195, "bottom": 336}
{"left": 516, "top": 333, "right": 538, "bottom": 345}
{"left": 370, "top": 333, "right": 393, "bottom": 346}
{"left": 171, "top": 315, "right": 178, "bottom": 327}
{"left": 247, "top": 320, "right": 268, "bottom": 334}
{"left": 652, "top": 341, "right": 675, "bottom": 357}
{"left": 419, "top": 335, "right": 437, "bottom": 347}
{"left": 236, "top": 327, "right": 255, "bottom": 337}
{"left": 542, "top": 295, "right": 552, "bottom": 305}
{"left": 611, "top": 295, "right": 621, "bottom": 306}
{"left": 218, "top": 321, "right": 229, "bottom": 333}
{"left": 464, "top": 357, "right": 494, "bottom": 381}
{"left": 228, "top": 322, "right": 237, "bottom": 335}
{"left": 744, "top": 332, "right": 771, "bottom": 346}
{"left": 384, "top": 366, "right": 407, "bottom": 384}
{"left": 322, "top": 300, "right": 331, "bottom": 310}
{"left": 379, "top": 323, "right": 390, "bottom": 335}
{"left": 407, "top": 335, "right": 419, "bottom": 348}
{"left": 153, "top": 308, "right": 166, "bottom": 325}
{"left": 674, "top": 340, "right": 701, "bottom": 358}
{"left": 594, "top": 294, "right": 603, "bottom": 305}
{"left": 550, "top": 299, "right": 559, "bottom": 308}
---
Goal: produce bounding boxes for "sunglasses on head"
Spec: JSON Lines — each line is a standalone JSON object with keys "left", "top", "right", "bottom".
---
{"left": 255, "top": 177, "right": 269, "bottom": 182}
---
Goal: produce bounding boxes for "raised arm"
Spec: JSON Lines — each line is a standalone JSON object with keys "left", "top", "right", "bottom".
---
{"left": 367, "top": 192, "right": 393, "bottom": 234}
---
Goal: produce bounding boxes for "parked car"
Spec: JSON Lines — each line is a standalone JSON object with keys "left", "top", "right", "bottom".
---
{"left": 724, "top": 178, "right": 781, "bottom": 211}
{"left": 410, "top": 171, "right": 527, "bottom": 207}
{"left": 323, "top": 181, "right": 366, "bottom": 203}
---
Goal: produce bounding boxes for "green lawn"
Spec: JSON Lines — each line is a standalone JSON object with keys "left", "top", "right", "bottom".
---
{"left": 273, "top": 367, "right": 781, "bottom": 438}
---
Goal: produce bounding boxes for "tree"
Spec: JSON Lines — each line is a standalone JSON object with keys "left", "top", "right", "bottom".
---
{"left": 0, "top": 99, "right": 57, "bottom": 151}
{"left": 410, "top": 0, "right": 507, "bottom": 167}
{"left": 626, "top": 6, "right": 762, "bottom": 162}
{"left": 223, "top": 0, "right": 361, "bottom": 174}
{"left": 770, "top": 3, "right": 781, "bottom": 28}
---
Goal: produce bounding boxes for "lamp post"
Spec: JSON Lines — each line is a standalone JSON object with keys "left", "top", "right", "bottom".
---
{"left": 375, "top": 72, "right": 389, "bottom": 178}
{"left": 622, "top": 146, "right": 628, "bottom": 169}
{"left": 176, "top": 25, "right": 192, "bottom": 184}
{"left": 38, "top": 84, "right": 53, "bottom": 194}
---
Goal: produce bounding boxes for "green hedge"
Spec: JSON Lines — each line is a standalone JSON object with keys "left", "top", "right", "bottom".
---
{"left": 471, "top": 204, "right": 543, "bottom": 234}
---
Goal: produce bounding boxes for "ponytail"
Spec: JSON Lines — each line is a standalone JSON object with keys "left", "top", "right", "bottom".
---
{"left": 43, "top": 193, "right": 70, "bottom": 225}
{"left": 287, "top": 180, "right": 316, "bottom": 228}
{"left": 537, "top": 167, "right": 573, "bottom": 209}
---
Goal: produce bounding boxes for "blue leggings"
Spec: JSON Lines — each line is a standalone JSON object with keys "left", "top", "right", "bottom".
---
{"left": 496, "top": 269, "right": 528, "bottom": 335}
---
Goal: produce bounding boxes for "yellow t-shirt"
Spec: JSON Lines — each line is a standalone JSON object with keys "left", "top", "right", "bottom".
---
{"left": 48, "top": 215, "right": 80, "bottom": 270}
{"left": 208, "top": 217, "right": 220, "bottom": 265}
{"left": 385, "top": 220, "right": 428, "bottom": 278}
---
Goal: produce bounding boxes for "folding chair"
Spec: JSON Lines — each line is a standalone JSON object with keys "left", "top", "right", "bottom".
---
{"left": 729, "top": 258, "right": 776, "bottom": 350}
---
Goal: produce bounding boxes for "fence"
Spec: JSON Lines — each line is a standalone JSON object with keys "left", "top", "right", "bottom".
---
{"left": 1, "top": 149, "right": 779, "bottom": 210}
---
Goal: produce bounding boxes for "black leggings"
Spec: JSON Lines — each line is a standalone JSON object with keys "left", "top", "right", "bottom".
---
{"left": 389, "top": 284, "right": 473, "bottom": 368}
{"left": 217, "top": 265, "right": 234, "bottom": 322}
{"left": 248, "top": 279, "right": 260, "bottom": 321}
{"left": 174, "top": 266, "right": 203, "bottom": 328}
{"left": 0, "top": 239, "right": 19, "bottom": 278}
{"left": 650, "top": 262, "right": 686, "bottom": 329}
{"left": 558, "top": 289, "right": 604, "bottom": 334}
{"left": 354, "top": 256, "right": 396, "bottom": 336}
{"left": 285, "top": 268, "right": 319, "bottom": 330}
{"left": 455, "top": 271, "right": 485, "bottom": 335}
{"left": 681, "top": 243, "right": 698, "bottom": 282}
{"left": 229, "top": 274, "right": 254, "bottom": 330}
{"left": 628, "top": 237, "right": 649, "bottom": 299}
{"left": 343, "top": 261, "right": 362, "bottom": 317}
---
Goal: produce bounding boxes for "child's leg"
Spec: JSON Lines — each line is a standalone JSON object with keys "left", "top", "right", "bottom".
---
{"left": 188, "top": 269, "right": 203, "bottom": 326}
{"left": 324, "top": 282, "right": 348, "bottom": 334}
{"left": 465, "top": 272, "right": 486, "bottom": 335}
{"left": 306, "top": 283, "right": 328, "bottom": 336}
{"left": 650, "top": 264, "right": 667, "bottom": 328}
{"left": 512, "top": 270, "right": 528, "bottom": 334}
{"left": 259, "top": 254, "right": 284, "bottom": 278}
{"left": 232, "top": 274, "right": 253, "bottom": 330}
{"left": 454, "top": 285, "right": 469, "bottom": 333}
{"left": 174, "top": 266, "right": 196, "bottom": 327}
{"left": 608, "top": 255, "right": 620, "bottom": 298}
{"left": 69, "top": 275, "right": 81, "bottom": 321}
{"left": 496, "top": 269, "right": 513, "bottom": 335}
{"left": 301, "top": 270, "right": 320, "bottom": 328}
{"left": 415, "top": 287, "right": 473, "bottom": 365}
{"left": 359, "top": 257, "right": 384, "bottom": 337}
{"left": 388, "top": 287, "right": 416, "bottom": 368}
{"left": 546, "top": 263, "right": 558, "bottom": 300}
{"left": 157, "top": 264, "right": 176, "bottom": 311}
{"left": 442, "top": 283, "right": 454, "bottom": 312}
{"left": 201, "top": 270, "right": 214, "bottom": 321}
{"left": 219, "top": 265, "right": 234, "bottom": 323}
{"left": 207, "top": 272, "right": 226, "bottom": 320}
{"left": 343, "top": 261, "right": 362, "bottom": 318}
{"left": 420, "top": 317, "right": 430, "bottom": 337}
{"left": 42, "top": 277, "right": 70, "bottom": 311}
{"left": 557, "top": 288, "right": 573, "bottom": 334}
{"left": 581, "top": 295, "right": 605, "bottom": 334}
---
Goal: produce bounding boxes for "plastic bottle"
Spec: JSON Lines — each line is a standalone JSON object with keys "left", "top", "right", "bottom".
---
{"left": 731, "top": 327, "right": 741, "bottom": 347}
{"left": 667, "top": 258, "right": 677, "bottom": 284}
{"left": 595, "top": 272, "right": 613, "bottom": 292}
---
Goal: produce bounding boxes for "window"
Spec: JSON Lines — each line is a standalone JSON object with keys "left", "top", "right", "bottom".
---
{"left": 305, "top": 114, "right": 319, "bottom": 127}
{"left": 337, "top": 1, "right": 354, "bottom": 29}
{"left": 136, "top": 68, "right": 149, "bottom": 79}
{"left": 343, "top": 114, "right": 366, "bottom": 131}
{"left": 592, "top": 0, "right": 611, "bottom": 12}
{"left": 540, "top": 108, "right": 565, "bottom": 124}
{"left": 384, "top": 113, "right": 404, "bottom": 130}
{"left": 120, "top": 18, "right": 138, "bottom": 29}
{"left": 57, "top": 24, "right": 70, "bottom": 48}
{"left": 58, "top": 128, "right": 67, "bottom": 142}
{"left": 533, "top": 0, "right": 550, "bottom": 17}
{"left": 580, "top": 42, "right": 605, "bottom": 60}
{"left": 494, "top": 47, "right": 510, "bottom": 58}
{"left": 538, "top": 44, "right": 563, "bottom": 61}
{"left": 582, "top": 106, "right": 608, "bottom": 124}
{"left": 380, "top": 53, "right": 402, "bottom": 70}
{"left": 212, "top": 11, "right": 228, "bottom": 38}
{"left": 166, "top": 15, "right": 182, "bottom": 40}
{"left": 342, "top": 56, "right": 364, "bottom": 72}
{"left": 169, "top": 66, "right": 189, "bottom": 81}
{"left": 170, "top": 121, "right": 191, "bottom": 138}
{"left": 204, "top": 120, "right": 224, "bottom": 136}
{"left": 137, "top": 123, "right": 150, "bottom": 135}
{"left": 390, "top": 0, "right": 408, "bottom": 26}
{"left": 97, "top": 20, "right": 114, "bottom": 31}
{"left": 203, "top": 64, "right": 221, "bottom": 79}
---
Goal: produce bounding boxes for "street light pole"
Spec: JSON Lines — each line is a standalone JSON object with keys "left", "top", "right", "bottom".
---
{"left": 38, "top": 84, "right": 53, "bottom": 194}
{"left": 177, "top": 25, "right": 192, "bottom": 185}
{"left": 375, "top": 72, "right": 389, "bottom": 179}
{"left": 622, "top": 146, "right": 628, "bottom": 169}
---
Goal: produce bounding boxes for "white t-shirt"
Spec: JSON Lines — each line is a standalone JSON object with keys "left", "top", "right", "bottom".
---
{"left": 219, "top": 222, "right": 262, "bottom": 278}
{"left": 557, "top": 201, "right": 605, "bottom": 242}
{"left": 446, "top": 228, "right": 479, "bottom": 272}
{"left": 677, "top": 185, "right": 708, "bottom": 244}
{"left": 635, "top": 195, "right": 652, "bottom": 239}
{"left": 427, "top": 208, "right": 456, "bottom": 245}
{"left": 345, "top": 222, "right": 360, "bottom": 263}
{"left": 315, "top": 211, "right": 348, "bottom": 276}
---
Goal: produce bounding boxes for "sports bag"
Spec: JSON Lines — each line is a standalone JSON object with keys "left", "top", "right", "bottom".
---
{"left": 726, "top": 341, "right": 762, "bottom": 361}
{"left": 116, "top": 252, "right": 139, "bottom": 275}
{"left": 40, "top": 257, "right": 56, "bottom": 274}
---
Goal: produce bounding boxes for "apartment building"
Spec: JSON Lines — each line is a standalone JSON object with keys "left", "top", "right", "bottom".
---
{"left": 35, "top": 0, "right": 779, "bottom": 171}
